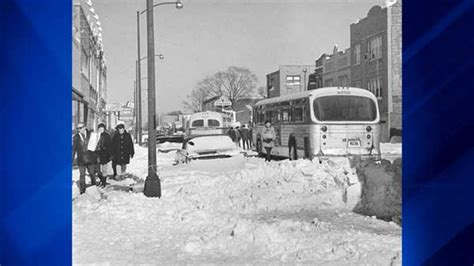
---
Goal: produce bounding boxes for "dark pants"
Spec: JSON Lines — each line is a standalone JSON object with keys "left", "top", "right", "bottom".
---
{"left": 112, "top": 161, "right": 117, "bottom": 176}
{"left": 264, "top": 147, "right": 272, "bottom": 162}
{"left": 112, "top": 161, "right": 127, "bottom": 177}
{"left": 78, "top": 164, "right": 104, "bottom": 194}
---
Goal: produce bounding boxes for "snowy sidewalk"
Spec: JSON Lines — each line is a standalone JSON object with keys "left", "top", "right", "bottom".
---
{"left": 73, "top": 147, "right": 401, "bottom": 265}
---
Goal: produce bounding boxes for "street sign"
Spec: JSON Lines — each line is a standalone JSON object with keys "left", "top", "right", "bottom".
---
{"left": 214, "top": 96, "right": 232, "bottom": 107}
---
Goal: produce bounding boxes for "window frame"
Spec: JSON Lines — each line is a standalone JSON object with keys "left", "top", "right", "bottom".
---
{"left": 191, "top": 119, "right": 204, "bottom": 127}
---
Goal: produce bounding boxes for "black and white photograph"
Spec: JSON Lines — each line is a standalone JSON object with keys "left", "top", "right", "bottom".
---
{"left": 72, "top": 0, "right": 402, "bottom": 264}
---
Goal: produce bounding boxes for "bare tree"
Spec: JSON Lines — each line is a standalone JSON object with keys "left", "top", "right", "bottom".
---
{"left": 183, "top": 66, "right": 260, "bottom": 111}
{"left": 257, "top": 86, "right": 267, "bottom": 98}
{"left": 182, "top": 86, "right": 212, "bottom": 113}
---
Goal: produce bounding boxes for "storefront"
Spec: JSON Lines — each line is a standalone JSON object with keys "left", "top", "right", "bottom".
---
{"left": 72, "top": 89, "right": 88, "bottom": 131}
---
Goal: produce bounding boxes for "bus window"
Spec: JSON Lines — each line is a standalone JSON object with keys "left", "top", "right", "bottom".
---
{"left": 191, "top": 119, "right": 204, "bottom": 127}
{"left": 313, "top": 95, "right": 377, "bottom": 121}
{"left": 293, "top": 107, "right": 303, "bottom": 122}
{"left": 265, "top": 110, "right": 273, "bottom": 122}
{"left": 208, "top": 119, "right": 220, "bottom": 127}
{"left": 282, "top": 109, "right": 289, "bottom": 122}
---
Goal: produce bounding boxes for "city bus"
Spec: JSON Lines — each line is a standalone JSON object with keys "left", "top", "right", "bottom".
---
{"left": 185, "top": 111, "right": 227, "bottom": 136}
{"left": 252, "top": 87, "right": 381, "bottom": 159}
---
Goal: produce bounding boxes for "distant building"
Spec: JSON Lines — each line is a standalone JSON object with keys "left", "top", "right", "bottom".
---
{"left": 350, "top": 2, "right": 402, "bottom": 141}
{"left": 72, "top": 0, "right": 107, "bottom": 131}
{"left": 202, "top": 95, "right": 263, "bottom": 125}
{"left": 307, "top": 55, "right": 324, "bottom": 90}
{"left": 266, "top": 65, "right": 314, "bottom": 98}
{"left": 322, "top": 46, "right": 351, "bottom": 87}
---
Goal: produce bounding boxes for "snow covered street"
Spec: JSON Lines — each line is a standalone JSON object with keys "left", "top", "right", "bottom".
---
{"left": 73, "top": 144, "right": 401, "bottom": 265}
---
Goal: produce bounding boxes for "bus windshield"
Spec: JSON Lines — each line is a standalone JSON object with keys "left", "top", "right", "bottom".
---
{"left": 313, "top": 95, "right": 377, "bottom": 122}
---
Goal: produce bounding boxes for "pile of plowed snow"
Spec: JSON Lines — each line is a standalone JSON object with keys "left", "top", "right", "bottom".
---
{"left": 73, "top": 155, "right": 400, "bottom": 264}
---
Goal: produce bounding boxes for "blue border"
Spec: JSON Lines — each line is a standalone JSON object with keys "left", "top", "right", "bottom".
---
{"left": 0, "top": 0, "right": 72, "bottom": 265}
{"left": 404, "top": 0, "right": 474, "bottom": 265}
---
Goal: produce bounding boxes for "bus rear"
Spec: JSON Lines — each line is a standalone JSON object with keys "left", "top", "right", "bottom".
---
{"left": 310, "top": 88, "right": 381, "bottom": 158}
{"left": 186, "top": 111, "right": 226, "bottom": 136}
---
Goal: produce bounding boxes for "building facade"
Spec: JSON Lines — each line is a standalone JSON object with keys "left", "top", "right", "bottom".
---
{"left": 266, "top": 65, "right": 314, "bottom": 98}
{"left": 321, "top": 46, "right": 352, "bottom": 88}
{"left": 72, "top": 0, "right": 107, "bottom": 131}
{"left": 307, "top": 55, "right": 325, "bottom": 90}
{"left": 350, "top": 2, "right": 402, "bottom": 141}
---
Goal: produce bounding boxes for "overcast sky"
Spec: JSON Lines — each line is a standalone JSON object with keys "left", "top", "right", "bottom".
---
{"left": 93, "top": 0, "right": 384, "bottom": 113}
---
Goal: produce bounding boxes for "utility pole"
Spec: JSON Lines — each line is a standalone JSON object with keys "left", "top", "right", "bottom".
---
{"left": 143, "top": 0, "right": 161, "bottom": 197}
{"left": 303, "top": 68, "right": 307, "bottom": 91}
{"left": 136, "top": 11, "right": 143, "bottom": 145}
{"left": 134, "top": 79, "right": 138, "bottom": 142}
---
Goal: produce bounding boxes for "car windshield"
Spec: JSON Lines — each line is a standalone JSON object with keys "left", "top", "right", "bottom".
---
{"left": 313, "top": 95, "right": 377, "bottom": 121}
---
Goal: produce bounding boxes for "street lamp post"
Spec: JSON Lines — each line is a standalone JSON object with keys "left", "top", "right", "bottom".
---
{"left": 143, "top": 0, "right": 160, "bottom": 197}
{"left": 142, "top": 0, "right": 183, "bottom": 198}
{"left": 303, "top": 68, "right": 307, "bottom": 92}
{"left": 135, "top": 54, "right": 164, "bottom": 146}
{"left": 136, "top": 11, "right": 143, "bottom": 145}
{"left": 134, "top": 79, "right": 138, "bottom": 143}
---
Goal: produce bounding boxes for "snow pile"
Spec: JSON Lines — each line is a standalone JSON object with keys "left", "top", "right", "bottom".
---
{"left": 127, "top": 145, "right": 178, "bottom": 179}
{"left": 74, "top": 156, "right": 400, "bottom": 264}
{"left": 157, "top": 141, "right": 182, "bottom": 152}
{"left": 380, "top": 143, "right": 402, "bottom": 155}
{"left": 353, "top": 158, "right": 402, "bottom": 223}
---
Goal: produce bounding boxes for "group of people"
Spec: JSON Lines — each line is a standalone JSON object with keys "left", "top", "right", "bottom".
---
{"left": 227, "top": 120, "right": 276, "bottom": 162}
{"left": 228, "top": 123, "right": 253, "bottom": 150}
{"left": 72, "top": 122, "right": 135, "bottom": 194}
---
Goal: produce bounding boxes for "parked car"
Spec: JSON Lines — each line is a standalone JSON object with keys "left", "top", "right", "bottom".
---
{"left": 176, "top": 134, "right": 243, "bottom": 163}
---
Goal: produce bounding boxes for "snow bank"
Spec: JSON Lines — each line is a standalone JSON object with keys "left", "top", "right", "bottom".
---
{"left": 74, "top": 155, "right": 400, "bottom": 264}
{"left": 352, "top": 158, "right": 402, "bottom": 223}
{"left": 380, "top": 143, "right": 402, "bottom": 155}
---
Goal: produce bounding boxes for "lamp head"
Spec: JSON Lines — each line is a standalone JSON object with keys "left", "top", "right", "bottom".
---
{"left": 176, "top": 1, "right": 183, "bottom": 9}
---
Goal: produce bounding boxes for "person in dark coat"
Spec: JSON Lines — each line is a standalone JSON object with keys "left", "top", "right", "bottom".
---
{"left": 72, "top": 123, "right": 100, "bottom": 194}
{"left": 228, "top": 127, "right": 237, "bottom": 142}
{"left": 111, "top": 124, "right": 135, "bottom": 177}
{"left": 235, "top": 125, "right": 242, "bottom": 147}
{"left": 95, "top": 123, "right": 112, "bottom": 187}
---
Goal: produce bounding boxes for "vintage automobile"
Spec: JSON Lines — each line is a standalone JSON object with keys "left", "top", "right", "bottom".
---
{"left": 175, "top": 134, "right": 244, "bottom": 163}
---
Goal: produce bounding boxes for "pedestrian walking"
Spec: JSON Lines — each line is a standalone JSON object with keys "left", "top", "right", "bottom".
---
{"left": 95, "top": 123, "right": 112, "bottom": 187}
{"left": 111, "top": 123, "right": 135, "bottom": 178}
{"left": 241, "top": 124, "right": 250, "bottom": 150}
{"left": 260, "top": 120, "right": 276, "bottom": 162}
{"left": 72, "top": 123, "right": 101, "bottom": 194}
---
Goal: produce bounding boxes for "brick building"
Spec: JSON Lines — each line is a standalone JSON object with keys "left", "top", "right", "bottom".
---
{"left": 307, "top": 55, "right": 324, "bottom": 90}
{"left": 350, "top": 2, "right": 402, "bottom": 141}
{"left": 321, "top": 45, "right": 351, "bottom": 88}
{"left": 266, "top": 65, "right": 314, "bottom": 98}
{"left": 72, "top": 0, "right": 107, "bottom": 131}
